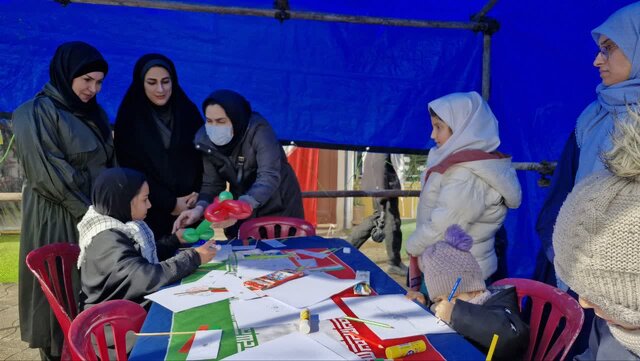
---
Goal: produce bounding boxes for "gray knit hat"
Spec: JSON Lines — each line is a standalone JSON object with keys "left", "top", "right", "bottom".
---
{"left": 421, "top": 225, "right": 486, "bottom": 301}
{"left": 553, "top": 109, "right": 640, "bottom": 328}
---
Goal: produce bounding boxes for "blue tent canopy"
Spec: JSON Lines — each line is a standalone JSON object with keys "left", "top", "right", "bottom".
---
{"left": 1, "top": 0, "right": 636, "bottom": 277}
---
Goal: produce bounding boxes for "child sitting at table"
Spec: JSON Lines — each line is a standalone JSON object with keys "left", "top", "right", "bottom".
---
{"left": 77, "top": 167, "right": 219, "bottom": 311}
{"left": 405, "top": 91, "right": 521, "bottom": 285}
{"left": 406, "top": 225, "right": 529, "bottom": 360}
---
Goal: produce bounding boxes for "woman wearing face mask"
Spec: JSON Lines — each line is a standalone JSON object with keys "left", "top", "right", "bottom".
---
{"left": 172, "top": 89, "right": 304, "bottom": 239}
{"left": 535, "top": 2, "right": 640, "bottom": 288}
{"left": 114, "top": 54, "right": 202, "bottom": 242}
{"left": 11, "top": 41, "right": 114, "bottom": 360}
{"left": 77, "top": 168, "right": 217, "bottom": 311}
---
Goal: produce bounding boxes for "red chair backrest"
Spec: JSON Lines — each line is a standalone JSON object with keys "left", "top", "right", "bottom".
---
{"left": 238, "top": 216, "right": 316, "bottom": 245}
{"left": 25, "top": 243, "right": 80, "bottom": 336}
{"left": 68, "top": 300, "right": 146, "bottom": 361}
{"left": 492, "top": 278, "right": 584, "bottom": 361}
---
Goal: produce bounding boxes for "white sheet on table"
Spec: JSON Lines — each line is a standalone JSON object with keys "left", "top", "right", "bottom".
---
{"left": 265, "top": 272, "right": 359, "bottom": 308}
{"left": 144, "top": 271, "right": 233, "bottom": 312}
{"left": 296, "top": 258, "right": 318, "bottom": 269}
{"left": 262, "top": 239, "right": 286, "bottom": 248}
{"left": 186, "top": 330, "right": 222, "bottom": 360}
{"left": 208, "top": 245, "right": 232, "bottom": 263}
{"left": 231, "top": 296, "right": 347, "bottom": 329}
{"left": 235, "top": 257, "right": 299, "bottom": 280}
{"left": 232, "top": 244, "right": 258, "bottom": 251}
{"left": 341, "top": 294, "right": 455, "bottom": 340}
{"left": 292, "top": 249, "right": 330, "bottom": 259}
{"left": 222, "top": 332, "right": 358, "bottom": 360}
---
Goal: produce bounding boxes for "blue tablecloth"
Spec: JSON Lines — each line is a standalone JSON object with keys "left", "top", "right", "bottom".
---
{"left": 130, "top": 236, "right": 484, "bottom": 360}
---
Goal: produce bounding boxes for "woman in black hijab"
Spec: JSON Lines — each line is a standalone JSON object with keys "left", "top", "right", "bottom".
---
{"left": 114, "top": 54, "right": 203, "bottom": 240}
{"left": 12, "top": 41, "right": 114, "bottom": 360}
{"left": 173, "top": 89, "right": 304, "bottom": 239}
{"left": 77, "top": 168, "right": 218, "bottom": 311}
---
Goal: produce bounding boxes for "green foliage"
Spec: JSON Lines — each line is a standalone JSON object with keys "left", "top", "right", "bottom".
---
{"left": 0, "top": 234, "right": 20, "bottom": 283}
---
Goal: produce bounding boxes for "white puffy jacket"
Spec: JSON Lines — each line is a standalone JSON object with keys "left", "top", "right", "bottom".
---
{"left": 406, "top": 157, "right": 521, "bottom": 279}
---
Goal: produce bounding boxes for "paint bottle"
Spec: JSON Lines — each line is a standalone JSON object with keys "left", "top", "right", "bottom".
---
{"left": 299, "top": 308, "right": 311, "bottom": 333}
{"left": 384, "top": 340, "right": 427, "bottom": 359}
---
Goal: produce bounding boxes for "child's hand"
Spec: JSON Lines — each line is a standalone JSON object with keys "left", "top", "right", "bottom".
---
{"left": 405, "top": 290, "right": 426, "bottom": 305}
{"left": 194, "top": 239, "right": 218, "bottom": 264}
{"left": 434, "top": 299, "right": 455, "bottom": 323}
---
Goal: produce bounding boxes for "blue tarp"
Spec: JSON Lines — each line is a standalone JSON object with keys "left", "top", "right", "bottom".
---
{"left": 1, "top": 0, "right": 636, "bottom": 278}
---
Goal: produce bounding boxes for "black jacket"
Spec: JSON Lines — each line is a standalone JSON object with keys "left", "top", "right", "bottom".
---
{"left": 450, "top": 286, "right": 530, "bottom": 361}
{"left": 79, "top": 229, "right": 200, "bottom": 310}
{"left": 114, "top": 100, "right": 203, "bottom": 239}
{"left": 195, "top": 113, "right": 304, "bottom": 237}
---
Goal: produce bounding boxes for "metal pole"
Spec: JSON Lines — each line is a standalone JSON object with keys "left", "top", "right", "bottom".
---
{"left": 482, "top": 33, "right": 491, "bottom": 101}
{"left": 473, "top": 0, "right": 499, "bottom": 20}
{"left": 64, "top": 0, "right": 489, "bottom": 31}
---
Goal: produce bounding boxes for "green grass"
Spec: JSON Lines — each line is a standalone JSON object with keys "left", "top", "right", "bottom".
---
{"left": 0, "top": 234, "right": 20, "bottom": 283}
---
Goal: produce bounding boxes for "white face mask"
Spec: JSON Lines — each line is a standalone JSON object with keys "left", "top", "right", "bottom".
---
{"left": 205, "top": 124, "right": 233, "bottom": 146}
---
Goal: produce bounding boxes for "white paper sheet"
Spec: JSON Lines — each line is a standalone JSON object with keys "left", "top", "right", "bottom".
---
{"left": 262, "top": 239, "right": 286, "bottom": 248}
{"left": 341, "top": 294, "right": 455, "bottom": 340}
{"left": 231, "top": 295, "right": 347, "bottom": 330}
{"left": 308, "top": 332, "right": 361, "bottom": 361}
{"left": 293, "top": 249, "right": 330, "bottom": 259}
{"left": 265, "top": 273, "right": 360, "bottom": 308}
{"left": 296, "top": 258, "right": 318, "bottom": 269}
{"left": 208, "top": 245, "right": 232, "bottom": 263}
{"left": 222, "top": 332, "right": 355, "bottom": 360}
{"left": 306, "top": 298, "right": 346, "bottom": 321}
{"left": 215, "top": 273, "right": 261, "bottom": 300}
{"left": 145, "top": 271, "right": 234, "bottom": 312}
{"left": 232, "top": 244, "right": 258, "bottom": 251}
{"left": 186, "top": 330, "right": 222, "bottom": 361}
{"left": 231, "top": 297, "right": 300, "bottom": 329}
{"left": 236, "top": 257, "right": 299, "bottom": 280}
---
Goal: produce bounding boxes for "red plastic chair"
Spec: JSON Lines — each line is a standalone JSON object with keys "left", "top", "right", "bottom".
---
{"left": 68, "top": 300, "right": 146, "bottom": 361}
{"left": 492, "top": 278, "right": 584, "bottom": 361}
{"left": 25, "top": 242, "right": 80, "bottom": 361}
{"left": 238, "top": 216, "right": 316, "bottom": 245}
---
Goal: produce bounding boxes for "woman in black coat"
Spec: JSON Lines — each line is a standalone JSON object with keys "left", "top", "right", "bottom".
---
{"left": 173, "top": 90, "right": 304, "bottom": 238}
{"left": 12, "top": 41, "right": 114, "bottom": 360}
{"left": 114, "top": 54, "right": 203, "bottom": 239}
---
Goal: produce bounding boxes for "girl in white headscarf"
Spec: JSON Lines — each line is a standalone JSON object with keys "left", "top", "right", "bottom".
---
{"left": 406, "top": 91, "right": 522, "bottom": 285}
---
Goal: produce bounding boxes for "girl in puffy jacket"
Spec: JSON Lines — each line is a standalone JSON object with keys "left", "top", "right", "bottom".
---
{"left": 406, "top": 91, "right": 521, "bottom": 288}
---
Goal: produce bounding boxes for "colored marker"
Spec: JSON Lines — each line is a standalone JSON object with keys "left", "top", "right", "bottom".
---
{"left": 486, "top": 334, "right": 499, "bottom": 361}
{"left": 448, "top": 277, "right": 462, "bottom": 302}
{"left": 343, "top": 316, "right": 394, "bottom": 329}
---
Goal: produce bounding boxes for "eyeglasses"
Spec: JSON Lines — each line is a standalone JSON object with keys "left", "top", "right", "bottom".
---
{"left": 598, "top": 43, "right": 619, "bottom": 61}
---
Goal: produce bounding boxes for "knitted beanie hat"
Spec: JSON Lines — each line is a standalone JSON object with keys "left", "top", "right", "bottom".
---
{"left": 554, "top": 108, "right": 640, "bottom": 328}
{"left": 421, "top": 225, "right": 486, "bottom": 301}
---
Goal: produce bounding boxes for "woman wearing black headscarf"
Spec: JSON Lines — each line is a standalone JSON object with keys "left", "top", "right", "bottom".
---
{"left": 114, "top": 54, "right": 203, "bottom": 240}
{"left": 77, "top": 168, "right": 217, "bottom": 311}
{"left": 173, "top": 89, "right": 304, "bottom": 238}
{"left": 12, "top": 41, "right": 115, "bottom": 360}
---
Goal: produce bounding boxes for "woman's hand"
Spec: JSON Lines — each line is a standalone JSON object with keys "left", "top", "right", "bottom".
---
{"left": 175, "top": 229, "right": 188, "bottom": 244}
{"left": 209, "top": 218, "right": 238, "bottom": 230}
{"left": 185, "top": 192, "right": 198, "bottom": 208}
{"left": 434, "top": 299, "right": 455, "bottom": 323}
{"left": 172, "top": 206, "right": 204, "bottom": 233}
{"left": 194, "top": 239, "right": 218, "bottom": 264}
{"left": 172, "top": 192, "right": 199, "bottom": 216}
{"left": 405, "top": 290, "right": 426, "bottom": 305}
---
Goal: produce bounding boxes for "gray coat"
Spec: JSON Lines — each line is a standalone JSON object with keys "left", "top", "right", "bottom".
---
{"left": 576, "top": 318, "right": 639, "bottom": 361}
{"left": 195, "top": 113, "right": 303, "bottom": 238}
{"left": 12, "top": 83, "right": 114, "bottom": 354}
